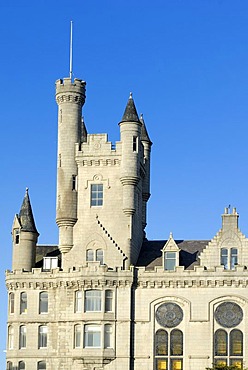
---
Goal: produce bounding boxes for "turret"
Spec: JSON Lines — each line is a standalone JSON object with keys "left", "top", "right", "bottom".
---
{"left": 12, "top": 188, "right": 39, "bottom": 271}
{"left": 140, "top": 114, "right": 152, "bottom": 229}
{"left": 119, "top": 93, "right": 142, "bottom": 216}
{"left": 55, "top": 78, "right": 86, "bottom": 257}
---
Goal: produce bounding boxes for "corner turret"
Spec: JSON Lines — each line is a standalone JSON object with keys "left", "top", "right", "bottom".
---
{"left": 12, "top": 188, "right": 39, "bottom": 271}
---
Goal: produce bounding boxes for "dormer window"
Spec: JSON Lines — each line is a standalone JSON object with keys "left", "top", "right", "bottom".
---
{"left": 221, "top": 248, "right": 238, "bottom": 270}
{"left": 164, "top": 252, "right": 176, "bottom": 271}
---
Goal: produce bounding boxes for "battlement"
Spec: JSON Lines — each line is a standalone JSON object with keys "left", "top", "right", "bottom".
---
{"left": 55, "top": 77, "right": 86, "bottom": 96}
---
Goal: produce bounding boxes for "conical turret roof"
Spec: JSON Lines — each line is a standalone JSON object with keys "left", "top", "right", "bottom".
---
{"left": 140, "top": 114, "right": 152, "bottom": 144}
{"left": 121, "top": 93, "right": 140, "bottom": 123}
{"left": 18, "top": 188, "right": 38, "bottom": 233}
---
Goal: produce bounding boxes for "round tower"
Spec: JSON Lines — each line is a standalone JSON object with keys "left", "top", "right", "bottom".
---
{"left": 12, "top": 189, "right": 39, "bottom": 271}
{"left": 119, "top": 93, "right": 142, "bottom": 216}
{"left": 55, "top": 78, "right": 86, "bottom": 255}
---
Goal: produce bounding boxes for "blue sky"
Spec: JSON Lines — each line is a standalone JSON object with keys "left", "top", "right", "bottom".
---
{"left": 1, "top": 0, "right": 248, "bottom": 367}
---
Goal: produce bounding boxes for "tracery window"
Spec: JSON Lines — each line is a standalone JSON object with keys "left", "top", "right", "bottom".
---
{"left": 155, "top": 329, "right": 183, "bottom": 370}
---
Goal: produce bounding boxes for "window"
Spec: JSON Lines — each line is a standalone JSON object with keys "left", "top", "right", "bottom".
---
{"left": 96, "top": 249, "right": 104, "bottom": 265}
{"left": 75, "top": 290, "right": 83, "bottom": 313}
{"left": 104, "top": 324, "right": 113, "bottom": 348}
{"left": 133, "top": 136, "right": 138, "bottom": 152}
{"left": 39, "top": 292, "right": 48, "bottom": 314}
{"left": 84, "top": 325, "right": 101, "bottom": 347}
{"left": 43, "top": 257, "right": 58, "bottom": 270}
{"left": 20, "top": 292, "right": 27, "bottom": 314}
{"left": 221, "top": 248, "right": 238, "bottom": 270}
{"left": 7, "top": 362, "right": 13, "bottom": 370}
{"left": 19, "top": 325, "right": 26, "bottom": 349}
{"left": 72, "top": 175, "right": 77, "bottom": 191}
{"left": 9, "top": 292, "right": 14, "bottom": 314}
{"left": 86, "top": 249, "right": 94, "bottom": 262}
{"left": 18, "top": 361, "right": 25, "bottom": 370}
{"left": 8, "top": 325, "right": 14, "bottom": 350}
{"left": 38, "top": 326, "right": 48, "bottom": 348}
{"left": 214, "top": 329, "right": 243, "bottom": 368}
{"left": 105, "top": 290, "right": 113, "bottom": 312}
{"left": 91, "top": 184, "right": 103, "bottom": 206}
{"left": 164, "top": 252, "right": 176, "bottom": 271}
{"left": 85, "top": 290, "right": 101, "bottom": 312}
{"left": 37, "top": 361, "right": 46, "bottom": 370}
{"left": 155, "top": 329, "right": 183, "bottom": 370}
{"left": 74, "top": 324, "right": 81, "bottom": 348}
{"left": 15, "top": 229, "right": 20, "bottom": 244}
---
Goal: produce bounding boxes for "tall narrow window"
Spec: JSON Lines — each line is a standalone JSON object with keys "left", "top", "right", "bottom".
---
{"left": 7, "top": 362, "right": 13, "bottom": 370}
{"left": 72, "top": 175, "right": 77, "bottom": 191}
{"left": 74, "top": 324, "right": 81, "bottom": 348}
{"left": 221, "top": 248, "right": 228, "bottom": 269}
{"left": 91, "top": 184, "right": 103, "bottom": 206}
{"left": 39, "top": 292, "right": 48, "bottom": 314}
{"left": 20, "top": 292, "right": 27, "bottom": 314}
{"left": 104, "top": 324, "right": 113, "bottom": 348}
{"left": 164, "top": 252, "right": 176, "bottom": 271}
{"left": 19, "top": 325, "right": 26, "bottom": 349}
{"left": 155, "top": 329, "right": 168, "bottom": 356}
{"left": 96, "top": 249, "right": 104, "bottom": 265}
{"left": 18, "top": 361, "right": 25, "bottom": 370}
{"left": 8, "top": 325, "right": 14, "bottom": 350}
{"left": 37, "top": 361, "right": 46, "bottom": 370}
{"left": 105, "top": 290, "right": 113, "bottom": 312}
{"left": 155, "top": 329, "right": 183, "bottom": 370}
{"left": 133, "top": 136, "right": 138, "bottom": 152}
{"left": 15, "top": 229, "right": 20, "bottom": 244}
{"left": 86, "top": 249, "right": 94, "bottom": 262}
{"left": 75, "top": 291, "right": 83, "bottom": 313}
{"left": 231, "top": 248, "right": 238, "bottom": 270}
{"left": 214, "top": 329, "right": 243, "bottom": 367}
{"left": 84, "top": 325, "right": 101, "bottom": 347}
{"left": 85, "top": 290, "right": 101, "bottom": 312}
{"left": 9, "top": 292, "right": 14, "bottom": 314}
{"left": 38, "top": 326, "right": 48, "bottom": 348}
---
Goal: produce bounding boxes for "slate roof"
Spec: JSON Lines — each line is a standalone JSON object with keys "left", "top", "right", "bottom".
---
{"left": 35, "top": 245, "right": 60, "bottom": 267}
{"left": 18, "top": 188, "right": 38, "bottom": 234}
{"left": 137, "top": 240, "right": 210, "bottom": 270}
{"left": 121, "top": 93, "right": 140, "bottom": 123}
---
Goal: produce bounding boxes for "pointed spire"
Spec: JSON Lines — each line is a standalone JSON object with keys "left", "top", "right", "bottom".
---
{"left": 121, "top": 92, "right": 140, "bottom": 123}
{"left": 18, "top": 188, "right": 38, "bottom": 233}
{"left": 81, "top": 116, "right": 88, "bottom": 143}
{"left": 139, "top": 114, "right": 152, "bottom": 144}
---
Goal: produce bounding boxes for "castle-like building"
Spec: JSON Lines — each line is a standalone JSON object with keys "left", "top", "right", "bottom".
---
{"left": 5, "top": 74, "right": 248, "bottom": 370}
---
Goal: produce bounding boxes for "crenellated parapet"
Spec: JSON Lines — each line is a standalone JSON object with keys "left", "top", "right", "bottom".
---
{"left": 55, "top": 78, "right": 86, "bottom": 105}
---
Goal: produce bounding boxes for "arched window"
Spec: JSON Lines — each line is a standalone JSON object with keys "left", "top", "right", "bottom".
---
{"left": 7, "top": 361, "right": 13, "bottom": 370}
{"left": 231, "top": 248, "right": 238, "bottom": 269}
{"left": 39, "top": 292, "right": 48, "bottom": 314}
{"left": 86, "top": 249, "right": 94, "bottom": 262}
{"left": 214, "top": 329, "right": 243, "bottom": 367}
{"left": 38, "top": 325, "right": 48, "bottom": 348}
{"left": 75, "top": 290, "right": 83, "bottom": 312}
{"left": 19, "top": 325, "right": 26, "bottom": 349}
{"left": 20, "top": 292, "right": 27, "bottom": 314}
{"left": 18, "top": 361, "right": 25, "bottom": 370}
{"left": 74, "top": 324, "right": 81, "bottom": 348}
{"left": 96, "top": 249, "right": 104, "bottom": 265}
{"left": 155, "top": 329, "right": 183, "bottom": 370}
{"left": 37, "top": 361, "right": 46, "bottom": 370}
{"left": 85, "top": 290, "right": 101, "bottom": 311}
{"left": 221, "top": 248, "right": 228, "bottom": 269}
{"left": 8, "top": 325, "right": 14, "bottom": 350}
{"left": 9, "top": 292, "right": 14, "bottom": 314}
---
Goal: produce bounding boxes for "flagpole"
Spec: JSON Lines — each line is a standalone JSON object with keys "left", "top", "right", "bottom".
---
{"left": 69, "top": 21, "right": 73, "bottom": 80}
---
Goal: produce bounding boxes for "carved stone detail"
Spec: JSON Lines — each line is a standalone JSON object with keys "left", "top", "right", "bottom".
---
{"left": 156, "top": 302, "right": 183, "bottom": 328}
{"left": 215, "top": 302, "right": 243, "bottom": 327}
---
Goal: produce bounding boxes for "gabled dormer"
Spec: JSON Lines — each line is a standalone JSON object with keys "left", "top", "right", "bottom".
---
{"left": 162, "top": 232, "right": 180, "bottom": 271}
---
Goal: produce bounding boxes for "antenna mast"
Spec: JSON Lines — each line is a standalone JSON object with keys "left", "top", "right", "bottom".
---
{"left": 69, "top": 21, "right": 73, "bottom": 80}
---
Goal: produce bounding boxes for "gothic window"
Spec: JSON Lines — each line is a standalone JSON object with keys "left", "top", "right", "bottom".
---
{"left": 104, "top": 324, "right": 113, "bottom": 348}
{"left": 155, "top": 329, "right": 183, "bottom": 370}
{"left": 86, "top": 249, "right": 94, "bottom": 262}
{"left": 84, "top": 325, "right": 101, "bottom": 347}
{"left": 164, "top": 252, "right": 176, "bottom": 271}
{"left": 90, "top": 184, "right": 103, "bottom": 206}
{"left": 75, "top": 290, "right": 83, "bottom": 313}
{"left": 9, "top": 292, "right": 14, "bottom": 314}
{"left": 38, "top": 326, "right": 48, "bottom": 348}
{"left": 37, "top": 361, "right": 46, "bottom": 370}
{"left": 20, "top": 292, "right": 27, "bottom": 314}
{"left": 105, "top": 290, "right": 113, "bottom": 312}
{"left": 39, "top": 292, "right": 48, "bottom": 314}
{"left": 18, "top": 361, "right": 25, "bottom": 370}
{"left": 19, "top": 325, "right": 26, "bottom": 349}
{"left": 221, "top": 248, "right": 238, "bottom": 270}
{"left": 74, "top": 324, "right": 81, "bottom": 348}
{"left": 8, "top": 325, "right": 14, "bottom": 350}
{"left": 96, "top": 249, "right": 104, "bottom": 265}
{"left": 85, "top": 290, "right": 101, "bottom": 312}
{"left": 214, "top": 329, "right": 243, "bottom": 367}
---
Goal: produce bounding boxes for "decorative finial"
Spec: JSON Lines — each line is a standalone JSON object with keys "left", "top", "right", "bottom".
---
{"left": 26, "top": 187, "right": 29, "bottom": 194}
{"left": 129, "top": 92, "right": 133, "bottom": 99}
{"left": 169, "top": 232, "right": 173, "bottom": 238}
{"left": 140, "top": 113, "right": 143, "bottom": 120}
